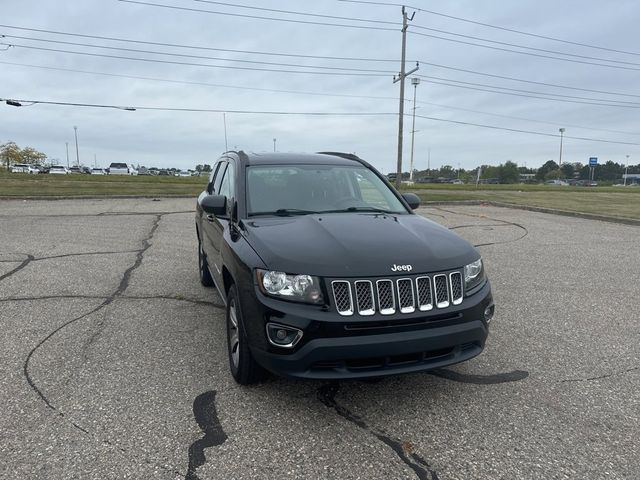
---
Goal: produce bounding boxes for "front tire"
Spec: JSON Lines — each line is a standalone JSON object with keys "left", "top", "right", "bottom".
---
{"left": 226, "top": 284, "right": 266, "bottom": 385}
{"left": 198, "top": 239, "right": 214, "bottom": 287}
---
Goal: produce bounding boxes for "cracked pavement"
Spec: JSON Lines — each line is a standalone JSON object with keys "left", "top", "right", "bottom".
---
{"left": 0, "top": 197, "right": 638, "bottom": 479}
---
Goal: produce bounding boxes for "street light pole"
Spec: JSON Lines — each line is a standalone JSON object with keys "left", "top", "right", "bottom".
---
{"left": 409, "top": 77, "right": 420, "bottom": 183}
{"left": 624, "top": 154, "right": 629, "bottom": 186}
{"left": 65, "top": 142, "right": 69, "bottom": 168}
{"left": 558, "top": 127, "right": 565, "bottom": 172}
{"left": 273, "top": 138, "right": 276, "bottom": 152}
{"left": 73, "top": 126, "right": 80, "bottom": 166}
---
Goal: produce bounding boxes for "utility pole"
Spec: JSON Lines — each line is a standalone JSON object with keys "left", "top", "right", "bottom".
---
{"left": 624, "top": 154, "right": 629, "bottom": 186}
{"left": 65, "top": 142, "right": 69, "bottom": 168}
{"left": 73, "top": 126, "right": 80, "bottom": 166}
{"left": 223, "top": 113, "right": 228, "bottom": 152}
{"left": 409, "top": 77, "right": 420, "bottom": 183}
{"left": 558, "top": 127, "right": 565, "bottom": 170}
{"left": 393, "top": 6, "right": 418, "bottom": 189}
{"left": 273, "top": 138, "right": 276, "bottom": 152}
{"left": 94, "top": 154, "right": 97, "bottom": 168}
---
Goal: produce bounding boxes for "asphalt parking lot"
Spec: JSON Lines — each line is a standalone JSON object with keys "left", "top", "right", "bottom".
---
{"left": 1, "top": 198, "right": 638, "bottom": 480}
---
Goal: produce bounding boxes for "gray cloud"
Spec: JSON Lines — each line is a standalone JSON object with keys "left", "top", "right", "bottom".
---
{"left": 1, "top": 0, "right": 639, "bottom": 172}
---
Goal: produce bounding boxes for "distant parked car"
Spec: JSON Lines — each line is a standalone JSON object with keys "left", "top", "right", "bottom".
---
{"left": 128, "top": 165, "right": 138, "bottom": 176}
{"left": 451, "top": 179, "right": 464, "bottom": 184}
{"left": 49, "top": 166, "right": 69, "bottom": 175}
{"left": 68, "top": 166, "right": 82, "bottom": 174}
{"left": 177, "top": 170, "right": 191, "bottom": 177}
{"left": 90, "top": 168, "right": 106, "bottom": 175}
{"left": 10, "top": 163, "right": 39, "bottom": 174}
{"left": 158, "top": 169, "right": 170, "bottom": 176}
{"left": 108, "top": 162, "right": 131, "bottom": 175}
{"left": 545, "top": 180, "right": 569, "bottom": 186}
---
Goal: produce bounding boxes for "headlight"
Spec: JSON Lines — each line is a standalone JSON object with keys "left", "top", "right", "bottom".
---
{"left": 257, "top": 270, "right": 324, "bottom": 304}
{"left": 464, "top": 258, "right": 485, "bottom": 293}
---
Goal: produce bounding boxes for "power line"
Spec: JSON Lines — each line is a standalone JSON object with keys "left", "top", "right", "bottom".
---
{"left": 3, "top": 24, "right": 639, "bottom": 99}
{"left": 120, "top": 1, "right": 640, "bottom": 71}
{"left": 1, "top": 34, "right": 396, "bottom": 73}
{"left": 338, "top": 0, "right": 640, "bottom": 57}
{"left": 410, "top": 31, "right": 640, "bottom": 72}
{"left": 7, "top": 35, "right": 640, "bottom": 106}
{"left": 0, "top": 24, "right": 400, "bottom": 62}
{"left": 411, "top": 24, "right": 640, "bottom": 67}
{"left": 189, "top": 0, "right": 398, "bottom": 25}
{"left": 417, "top": 77, "right": 640, "bottom": 109}
{"left": 3, "top": 96, "right": 640, "bottom": 146}
{"left": 418, "top": 61, "right": 640, "bottom": 99}
{"left": 414, "top": 114, "right": 640, "bottom": 145}
{"left": 3, "top": 60, "right": 638, "bottom": 136}
{"left": 1, "top": 42, "right": 389, "bottom": 77}
{"left": 117, "top": 0, "right": 396, "bottom": 31}
{"left": 417, "top": 74, "right": 640, "bottom": 106}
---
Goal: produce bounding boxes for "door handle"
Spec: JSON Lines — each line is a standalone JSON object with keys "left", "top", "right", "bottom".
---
{"left": 206, "top": 214, "right": 215, "bottom": 223}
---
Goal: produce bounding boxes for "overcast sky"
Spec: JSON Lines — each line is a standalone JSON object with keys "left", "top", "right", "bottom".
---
{"left": 1, "top": 0, "right": 639, "bottom": 172}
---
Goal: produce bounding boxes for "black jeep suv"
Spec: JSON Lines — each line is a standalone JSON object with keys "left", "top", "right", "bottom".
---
{"left": 196, "top": 151, "right": 494, "bottom": 384}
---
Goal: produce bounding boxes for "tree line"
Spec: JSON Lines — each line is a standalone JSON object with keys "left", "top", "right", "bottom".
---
{"left": 0, "top": 142, "right": 48, "bottom": 170}
{"left": 409, "top": 159, "right": 640, "bottom": 183}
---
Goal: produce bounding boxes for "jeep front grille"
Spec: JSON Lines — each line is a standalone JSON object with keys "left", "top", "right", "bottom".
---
{"left": 331, "top": 272, "right": 463, "bottom": 317}
{"left": 354, "top": 280, "right": 375, "bottom": 316}
{"left": 331, "top": 280, "right": 353, "bottom": 316}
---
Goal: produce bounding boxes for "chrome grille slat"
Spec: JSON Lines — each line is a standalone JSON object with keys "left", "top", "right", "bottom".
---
{"left": 396, "top": 278, "right": 415, "bottom": 313}
{"left": 415, "top": 276, "right": 433, "bottom": 311}
{"left": 354, "top": 280, "right": 375, "bottom": 316}
{"left": 376, "top": 279, "right": 396, "bottom": 315}
{"left": 332, "top": 271, "right": 461, "bottom": 316}
{"left": 449, "top": 272, "right": 463, "bottom": 305}
{"left": 433, "top": 274, "right": 450, "bottom": 308}
{"left": 331, "top": 280, "right": 353, "bottom": 316}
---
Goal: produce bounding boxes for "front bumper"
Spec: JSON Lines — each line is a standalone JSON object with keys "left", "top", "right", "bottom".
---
{"left": 239, "top": 279, "right": 493, "bottom": 380}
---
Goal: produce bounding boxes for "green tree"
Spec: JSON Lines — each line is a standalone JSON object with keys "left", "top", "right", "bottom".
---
{"left": 498, "top": 161, "right": 519, "bottom": 183}
{"left": 537, "top": 160, "right": 559, "bottom": 181}
{"left": 560, "top": 163, "right": 575, "bottom": 179}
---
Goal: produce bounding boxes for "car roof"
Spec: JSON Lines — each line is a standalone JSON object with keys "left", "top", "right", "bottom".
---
{"left": 238, "top": 151, "right": 364, "bottom": 167}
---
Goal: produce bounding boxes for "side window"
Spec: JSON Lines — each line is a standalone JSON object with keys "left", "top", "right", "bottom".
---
{"left": 218, "top": 162, "right": 235, "bottom": 199}
{"left": 213, "top": 162, "right": 227, "bottom": 194}
{"left": 207, "top": 162, "right": 221, "bottom": 194}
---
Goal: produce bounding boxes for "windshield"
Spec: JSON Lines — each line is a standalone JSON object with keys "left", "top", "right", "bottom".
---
{"left": 246, "top": 164, "right": 407, "bottom": 216}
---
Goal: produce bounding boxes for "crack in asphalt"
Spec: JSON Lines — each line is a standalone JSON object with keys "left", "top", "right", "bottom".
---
{"left": 317, "top": 383, "right": 439, "bottom": 480}
{"left": 0, "top": 210, "right": 193, "bottom": 218}
{"left": 0, "top": 254, "right": 34, "bottom": 281}
{"left": 0, "top": 294, "right": 222, "bottom": 308}
{"left": 23, "top": 213, "right": 162, "bottom": 409}
{"left": 18, "top": 211, "right": 189, "bottom": 478}
{"left": 432, "top": 206, "right": 529, "bottom": 247}
{"left": 185, "top": 390, "right": 228, "bottom": 480}
{"left": 32, "top": 250, "right": 142, "bottom": 261}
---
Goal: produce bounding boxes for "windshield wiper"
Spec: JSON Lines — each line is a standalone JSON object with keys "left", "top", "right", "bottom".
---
{"left": 249, "top": 208, "right": 319, "bottom": 217}
{"left": 320, "top": 206, "right": 396, "bottom": 214}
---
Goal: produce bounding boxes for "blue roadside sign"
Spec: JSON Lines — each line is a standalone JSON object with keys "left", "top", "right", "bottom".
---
{"left": 589, "top": 157, "right": 598, "bottom": 166}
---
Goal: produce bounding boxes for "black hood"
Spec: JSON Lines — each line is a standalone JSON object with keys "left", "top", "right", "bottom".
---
{"left": 242, "top": 213, "right": 479, "bottom": 277}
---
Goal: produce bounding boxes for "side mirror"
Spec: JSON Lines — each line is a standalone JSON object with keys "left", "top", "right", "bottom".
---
{"left": 402, "top": 192, "right": 421, "bottom": 210}
{"left": 201, "top": 194, "right": 227, "bottom": 216}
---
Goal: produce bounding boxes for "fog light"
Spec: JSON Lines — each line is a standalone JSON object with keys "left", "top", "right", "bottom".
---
{"left": 266, "top": 323, "right": 303, "bottom": 348}
{"left": 484, "top": 304, "right": 495, "bottom": 323}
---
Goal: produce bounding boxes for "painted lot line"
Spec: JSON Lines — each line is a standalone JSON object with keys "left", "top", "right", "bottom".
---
{"left": 0, "top": 198, "right": 638, "bottom": 480}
